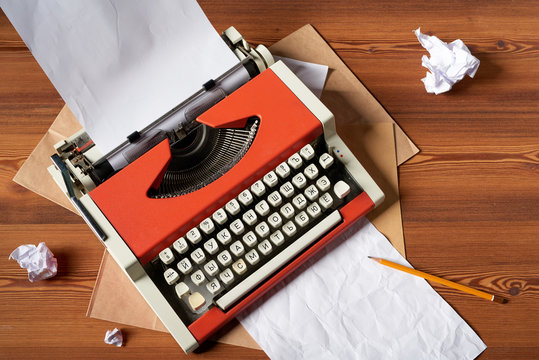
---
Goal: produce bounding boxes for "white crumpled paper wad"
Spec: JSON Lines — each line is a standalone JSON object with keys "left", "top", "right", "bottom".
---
{"left": 104, "top": 328, "right": 123, "bottom": 347}
{"left": 414, "top": 27, "right": 480, "bottom": 94}
{"left": 9, "top": 242, "right": 58, "bottom": 282}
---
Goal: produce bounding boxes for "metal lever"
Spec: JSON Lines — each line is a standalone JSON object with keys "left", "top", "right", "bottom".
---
{"left": 51, "top": 154, "right": 107, "bottom": 241}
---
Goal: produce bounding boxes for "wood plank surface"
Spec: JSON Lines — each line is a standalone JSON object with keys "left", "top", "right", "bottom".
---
{"left": 1, "top": 1, "right": 538, "bottom": 359}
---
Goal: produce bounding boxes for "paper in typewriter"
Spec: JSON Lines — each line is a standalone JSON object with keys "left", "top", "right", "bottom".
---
{"left": 0, "top": 0, "right": 240, "bottom": 154}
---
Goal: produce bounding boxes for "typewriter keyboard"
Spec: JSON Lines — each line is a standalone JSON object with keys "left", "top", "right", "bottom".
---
{"left": 145, "top": 137, "right": 363, "bottom": 323}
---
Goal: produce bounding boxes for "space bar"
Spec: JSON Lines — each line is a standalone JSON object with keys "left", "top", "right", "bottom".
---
{"left": 216, "top": 210, "right": 342, "bottom": 311}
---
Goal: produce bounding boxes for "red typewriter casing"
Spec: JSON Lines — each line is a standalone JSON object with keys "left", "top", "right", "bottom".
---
{"left": 90, "top": 66, "right": 375, "bottom": 344}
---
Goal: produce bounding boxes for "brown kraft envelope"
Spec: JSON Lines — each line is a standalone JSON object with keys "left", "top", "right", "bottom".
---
{"left": 13, "top": 25, "right": 418, "bottom": 349}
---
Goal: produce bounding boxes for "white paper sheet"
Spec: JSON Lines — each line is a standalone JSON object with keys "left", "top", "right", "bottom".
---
{"left": 239, "top": 218, "right": 486, "bottom": 359}
{"left": 413, "top": 28, "right": 480, "bottom": 94}
{"left": 0, "top": 0, "right": 239, "bottom": 154}
{"left": 274, "top": 56, "right": 328, "bottom": 98}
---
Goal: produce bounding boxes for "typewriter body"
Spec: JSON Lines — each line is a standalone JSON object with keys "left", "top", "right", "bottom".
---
{"left": 49, "top": 28, "right": 384, "bottom": 353}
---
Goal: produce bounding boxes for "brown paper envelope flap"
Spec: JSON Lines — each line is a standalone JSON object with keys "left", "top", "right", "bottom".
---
{"left": 13, "top": 106, "right": 81, "bottom": 213}
{"left": 87, "top": 251, "right": 168, "bottom": 333}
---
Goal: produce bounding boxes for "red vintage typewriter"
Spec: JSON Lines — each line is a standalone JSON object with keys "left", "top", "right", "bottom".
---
{"left": 50, "top": 28, "right": 384, "bottom": 353}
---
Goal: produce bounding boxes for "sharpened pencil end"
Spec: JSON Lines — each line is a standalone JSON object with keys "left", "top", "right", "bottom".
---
{"left": 492, "top": 296, "right": 507, "bottom": 304}
{"left": 367, "top": 256, "right": 382, "bottom": 263}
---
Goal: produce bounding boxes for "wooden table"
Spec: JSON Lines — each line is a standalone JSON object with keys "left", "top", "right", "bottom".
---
{"left": 1, "top": 1, "right": 538, "bottom": 359}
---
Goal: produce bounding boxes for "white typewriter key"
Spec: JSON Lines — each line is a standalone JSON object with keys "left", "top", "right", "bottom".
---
{"left": 334, "top": 181, "right": 351, "bottom": 199}
{"left": 242, "top": 231, "right": 257, "bottom": 248}
{"left": 263, "top": 171, "right": 279, "bottom": 188}
{"left": 188, "top": 292, "right": 206, "bottom": 312}
{"left": 270, "top": 230, "right": 285, "bottom": 246}
{"left": 230, "top": 240, "right": 245, "bottom": 257}
{"left": 238, "top": 189, "right": 253, "bottom": 206}
{"left": 292, "top": 193, "right": 308, "bottom": 210}
{"left": 255, "top": 221, "right": 270, "bottom": 238}
{"left": 287, "top": 153, "right": 303, "bottom": 169}
{"left": 173, "top": 237, "right": 189, "bottom": 254}
{"left": 250, "top": 180, "right": 266, "bottom": 197}
{"left": 216, "top": 228, "right": 232, "bottom": 245}
{"left": 230, "top": 219, "right": 245, "bottom": 235}
{"left": 292, "top": 173, "right": 307, "bottom": 189}
{"left": 219, "top": 268, "right": 235, "bottom": 285}
{"left": 304, "top": 164, "right": 319, "bottom": 180}
{"left": 200, "top": 218, "right": 215, "bottom": 235}
{"left": 191, "top": 270, "right": 206, "bottom": 286}
{"left": 204, "top": 260, "right": 219, "bottom": 277}
{"left": 316, "top": 176, "right": 331, "bottom": 192}
{"left": 306, "top": 203, "right": 322, "bottom": 219}
{"left": 159, "top": 248, "right": 175, "bottom": 265}
{"left": 275, "top": 161, "right": 291, "bottom": 178}
{"left": 175, "top": 282, "right": 190, "bottom": 298}
{"left": 186, "top": 228, "right": 202, "bottom": 244}
{"left": 258, "top": 239, "right": 273, "bottom": 256}
{"left": 282, "top": 221, "right": 297, "bottom": 237}
{"left": 295, "top": 211, "right": 309, "bottom": 228}
{"left": 245, "top": 249, "right": 260, "bottom": 265}
{"left": 164, "top": 268, "right": 180, "bottom": 285}
{"left": 203, "top": 238, "right": 219, "bottom": 255}
{"left": 319, "top": 193, "right": 334, "bottom": 210}
{"left": 232, "top": 259, "right": 248, "bottom": 275}
{"left": 225, "top": 199, "right": 241, "bottom": 216}
{"left": 190, "top": 248, "right": 206, "bottom": 265}
{"left": 242, "top": 209, "right": 258, "bottom": 226}
{"left": 177, "top": 258, "right": 193, "bottom": 275}
{"left": 304, "top": 184, "right": 319, "bottom": 201}
{"left": 268, "top": 212, "right": 283, "bottom": 228}
{"left": 212, "top": 208, "right": 228, "bottom": 225}
{"left": 319, "top": 153, "right": 334, "bottom": 169}
{"left": 206, "top": 278, "right": 222, "bottom": 295}
{"left": 280, "top": 203, "right": 295, "bottom": 219}
{"left": 217, "top": 250, "right": 233, "bottom": 267}
{"left": 267, "top": 191, "right": 283, "bottom": 207}
{"left": 255, "top": 200, "right": 270, "bottom": 216}
{"left": 300, "top": 144, "right": 315, "bottom": 160}
{"left": 279, "top": 182, "right": 295, "bottom": 198}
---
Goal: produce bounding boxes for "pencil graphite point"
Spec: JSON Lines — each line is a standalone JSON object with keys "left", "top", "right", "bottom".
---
{"left": 367, "top": 256, "right": 382, "bottom": 263}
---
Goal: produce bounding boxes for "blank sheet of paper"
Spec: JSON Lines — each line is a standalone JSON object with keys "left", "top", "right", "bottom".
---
{"left": 1, "top": 0, "right": 239, "bottom": 154}
{"left": 239, "top": 218, "right": 486, "bottom": 359}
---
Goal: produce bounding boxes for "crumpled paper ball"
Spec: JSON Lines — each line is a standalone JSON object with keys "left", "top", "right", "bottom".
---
{"left": 104, "top": 328, "right": 123, "bottom": 347}
{"left": 414, "top": 27, "right": 480, "bottom": 94}
{"left": 9, "top": 242, "right": 58, "bottom": 282}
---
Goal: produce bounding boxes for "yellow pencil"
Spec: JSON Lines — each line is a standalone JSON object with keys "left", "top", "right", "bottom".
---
{"left": 368, "top": 256, "right": 506, "bottom": 303}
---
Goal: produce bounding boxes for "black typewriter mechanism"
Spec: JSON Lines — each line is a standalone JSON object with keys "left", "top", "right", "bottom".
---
{"left": 147, "top": 117, "right": 259, "bottom": 199}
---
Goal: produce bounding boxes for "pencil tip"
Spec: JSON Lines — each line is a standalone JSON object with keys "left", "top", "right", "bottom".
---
{"left": 367, "top": 256, "right": 372, "bottom": 258}
{"left": 492, "top": 296, "right": 508, "bottom": 304}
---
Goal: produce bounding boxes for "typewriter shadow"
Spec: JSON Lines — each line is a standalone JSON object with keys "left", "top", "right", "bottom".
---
{"left": 321, "top": 87, "right": 399, "bottom": 228}
{"left": 339, "top": 121, "right": 399, "bottom": 227}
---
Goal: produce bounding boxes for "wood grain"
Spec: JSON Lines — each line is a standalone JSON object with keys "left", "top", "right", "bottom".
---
{"left": 1, "top": 1, "right": 538, "bottom": 358}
